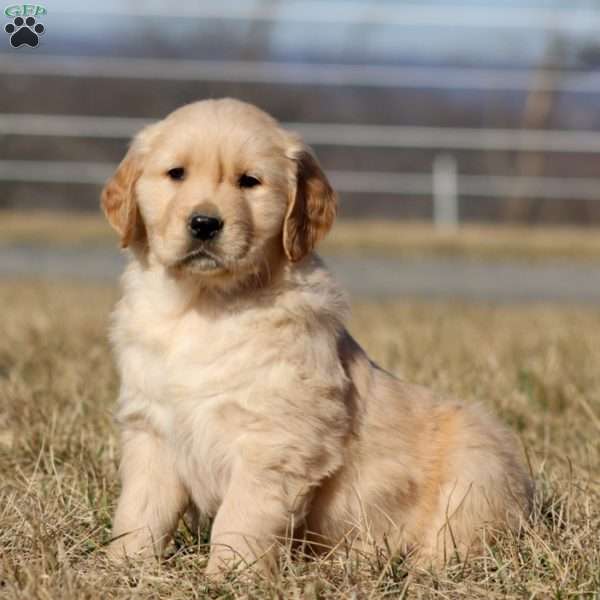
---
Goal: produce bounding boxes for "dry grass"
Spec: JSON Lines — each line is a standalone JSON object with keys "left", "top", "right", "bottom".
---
{"left": 324, "top": 221, "right": 600, "bottom": 262}
{"left": 4, "top": 211, "right": 600, "bottom": 262}
{"left": 1, "top": 280, "right": 599, "bottom": 598}
{"left": 0, "top": 212, "right": 114, "bottom": 247}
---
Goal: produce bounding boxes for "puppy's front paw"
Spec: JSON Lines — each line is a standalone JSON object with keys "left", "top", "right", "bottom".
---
{"left": 205, "top": 549, "right": 244, "bottom": 579}
{"left": 206, "top": 546, "right": 278, "bottom": 582}
{"left": 104, "top": 534, "right": 159, "bottom": 564}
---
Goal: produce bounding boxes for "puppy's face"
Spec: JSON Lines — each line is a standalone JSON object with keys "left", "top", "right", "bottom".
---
{"left": 102, "top": 99, "right": 336, "bottom": 290}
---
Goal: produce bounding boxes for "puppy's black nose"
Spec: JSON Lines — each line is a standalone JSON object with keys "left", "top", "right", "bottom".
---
{"left": 188, "top": 214, "right": 223, "bottom": 241}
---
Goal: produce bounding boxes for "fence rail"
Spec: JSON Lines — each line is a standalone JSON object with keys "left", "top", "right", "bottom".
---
{"left": 2, "top": 160, "right": 600, "bottom": 202}
{"left": 3, "top": 113, "right": 600, "bottom": 154}
{"left": 1, "top": 55, "right": 600, "bottom": 93}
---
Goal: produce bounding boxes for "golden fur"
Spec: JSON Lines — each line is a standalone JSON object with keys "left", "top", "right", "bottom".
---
{"left": 102, "top": 98, "right": 532, "bottom": 575}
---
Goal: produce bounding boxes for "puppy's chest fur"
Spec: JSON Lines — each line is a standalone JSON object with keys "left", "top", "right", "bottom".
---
{"left": 111, "top": 262, "right": 351, "bottom": 514}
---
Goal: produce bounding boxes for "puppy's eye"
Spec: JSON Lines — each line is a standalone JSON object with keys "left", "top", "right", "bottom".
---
{"left": 167, "top": 167, "right": 185, "bottom": 181}
{"left": 238, "top": 174, "right": 261, "bottom": 189}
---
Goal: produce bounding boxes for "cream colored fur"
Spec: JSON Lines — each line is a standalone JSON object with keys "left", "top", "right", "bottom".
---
{"left": 102, "top": 98, "right": 532, "bottom": 575}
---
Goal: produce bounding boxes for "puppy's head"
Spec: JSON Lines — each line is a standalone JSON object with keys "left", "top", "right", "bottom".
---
{"left": 101, "top": 98, "right": 336, "bottom": 289}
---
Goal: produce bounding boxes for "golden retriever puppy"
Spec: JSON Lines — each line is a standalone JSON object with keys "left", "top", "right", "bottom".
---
{"left": 102, "top": 98, "right": 532, "bottom": 575}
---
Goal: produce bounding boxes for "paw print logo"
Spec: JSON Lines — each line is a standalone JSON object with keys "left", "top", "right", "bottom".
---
{"left": 5, "top": 16, "right": 45, "bottom": 48}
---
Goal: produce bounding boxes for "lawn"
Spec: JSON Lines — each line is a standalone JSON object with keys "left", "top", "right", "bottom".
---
{"left": 1, "top": 280, "right": 599, "bottom": 598}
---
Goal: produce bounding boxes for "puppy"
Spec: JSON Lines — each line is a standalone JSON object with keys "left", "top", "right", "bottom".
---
{"left": 102, "top": 98, "right": 532, "bottom": 574}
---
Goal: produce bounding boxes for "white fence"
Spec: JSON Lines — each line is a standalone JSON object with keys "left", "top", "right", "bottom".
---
{"left": 2, "top": 109, "right": 600, "bottom": 228}
{"left": 2, "top": 2, "right": 600, "bottom": 226}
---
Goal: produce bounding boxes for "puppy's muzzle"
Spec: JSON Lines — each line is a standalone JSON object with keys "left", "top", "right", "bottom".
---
{"left": 188, "top": 213, "right": 223, "bottom": 241}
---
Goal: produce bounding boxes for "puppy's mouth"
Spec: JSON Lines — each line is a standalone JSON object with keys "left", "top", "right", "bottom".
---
{"left": 177, "top": 247, "right": 225, "bottom": 272}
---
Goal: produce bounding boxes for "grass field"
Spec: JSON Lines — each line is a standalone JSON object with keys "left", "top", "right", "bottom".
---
{"left": 5, "top": 211, "right": 600, "bottom": 262}
{"left": 1, "top": 280, "right": 599, "bottom": 599}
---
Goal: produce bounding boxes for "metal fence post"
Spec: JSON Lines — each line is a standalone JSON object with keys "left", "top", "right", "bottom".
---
{"left": 433, "top": 153, "right": 459, "bottom": 230}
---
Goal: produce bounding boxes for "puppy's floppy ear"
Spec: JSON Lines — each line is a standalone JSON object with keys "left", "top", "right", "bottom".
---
{"left": 101, "top": 150, "right": 145, "bottom": 249}
{"left": 283, "top": 142, "right": 337, "bottom": 262}
{"left": 101, "top": 120, "right": 162, "bottom": 248}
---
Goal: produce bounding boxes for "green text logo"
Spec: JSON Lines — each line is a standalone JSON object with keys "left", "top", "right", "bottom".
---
{"left": 4, "top": 4, "right": 46, "bottom": 17}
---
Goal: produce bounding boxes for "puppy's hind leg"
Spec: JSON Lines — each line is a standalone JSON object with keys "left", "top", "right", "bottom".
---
{"left": 108, "top": 428, "right": 189, "bottom": 560}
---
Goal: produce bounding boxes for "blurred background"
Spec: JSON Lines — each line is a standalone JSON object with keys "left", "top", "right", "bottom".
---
{"left": 3, "top": 0, "right": 600, "bottom": 301}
